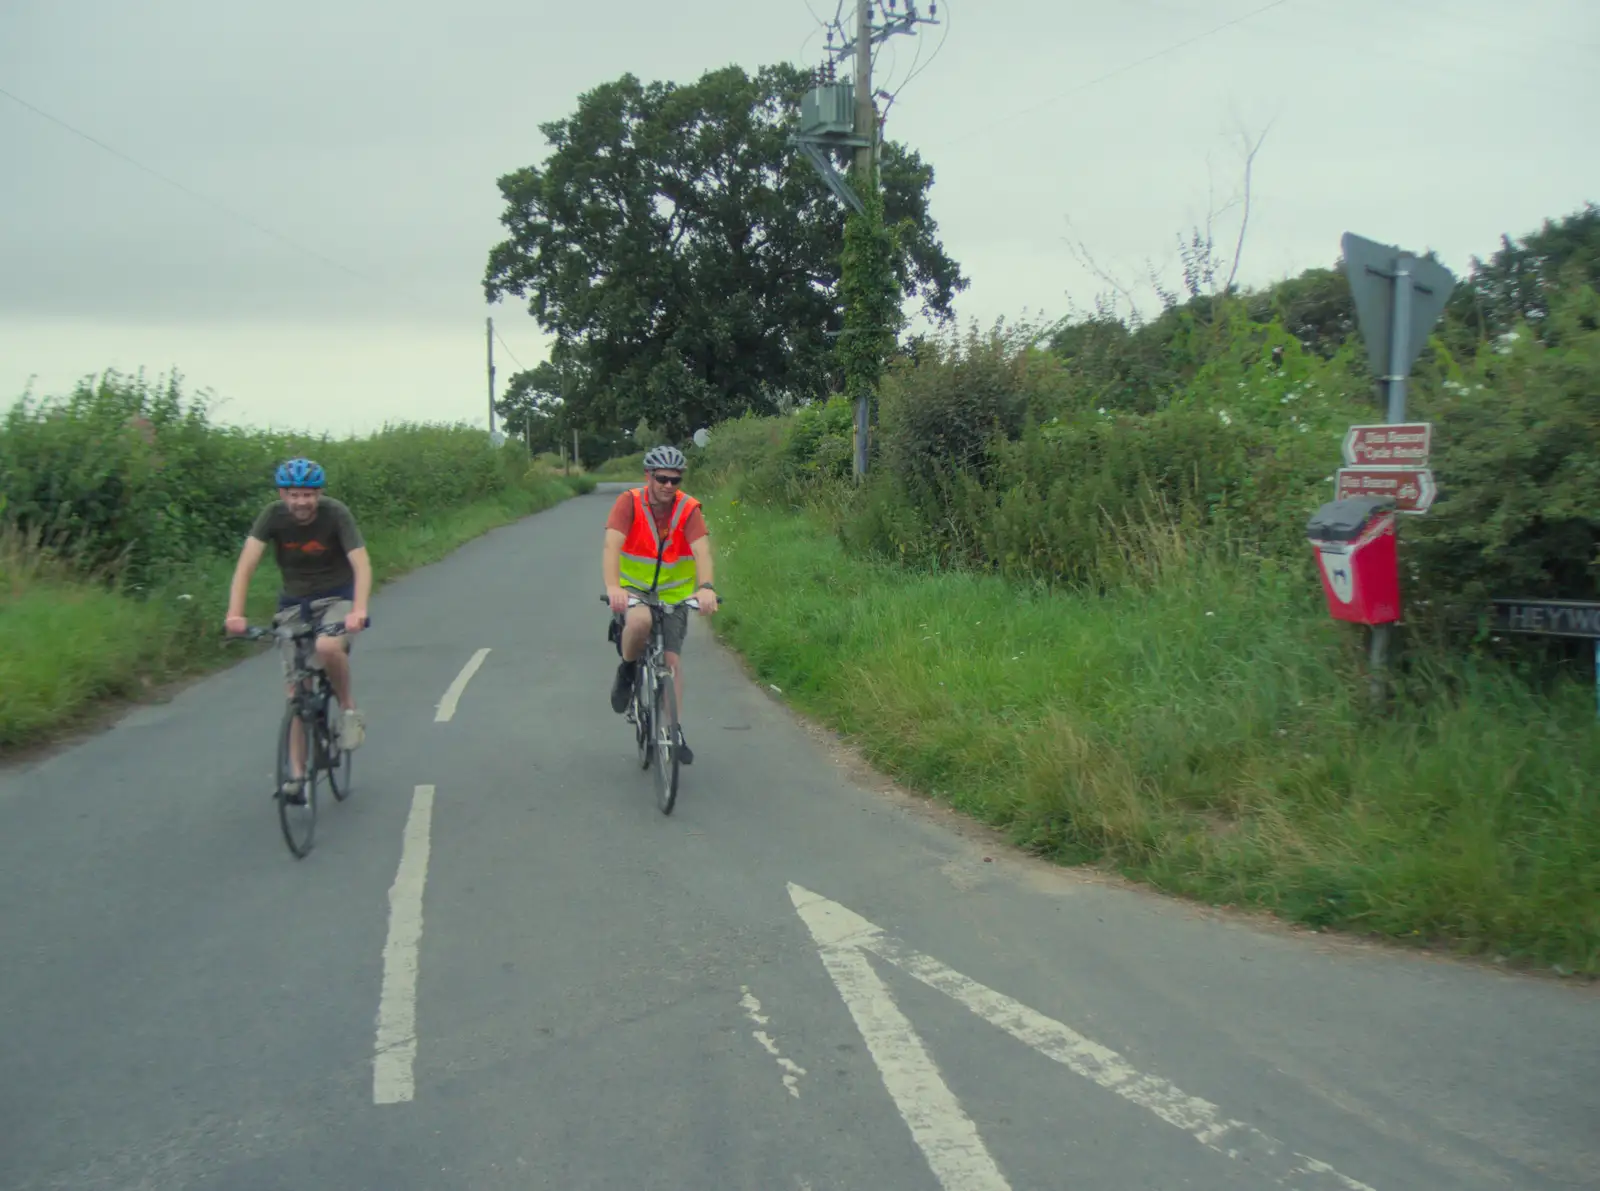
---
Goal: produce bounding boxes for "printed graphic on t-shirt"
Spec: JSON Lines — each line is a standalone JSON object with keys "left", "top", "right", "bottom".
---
{"left": 250, "top": 496, "right": 365, "bottom": 597}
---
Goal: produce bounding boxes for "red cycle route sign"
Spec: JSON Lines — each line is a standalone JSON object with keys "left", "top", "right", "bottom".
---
{"left": 1335, "top": 466, "right": 1437, "bottom": 514}
{"left": 1341, "top": 422, "right": 1432, "bottom": 466}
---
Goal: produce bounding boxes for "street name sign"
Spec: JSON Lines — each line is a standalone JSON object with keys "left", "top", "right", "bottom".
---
{"left": 1491, "top": 599, "right": 1600, "bottom": 639}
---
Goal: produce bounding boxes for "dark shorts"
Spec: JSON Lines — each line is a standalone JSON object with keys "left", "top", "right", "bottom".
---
{"left": 610, "top": 600, "right": 690, "bottom": 656}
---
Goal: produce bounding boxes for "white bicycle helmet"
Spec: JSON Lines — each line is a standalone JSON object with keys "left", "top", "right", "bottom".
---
{"left": 643, "top": 444, "right": 687, "bottom": 471}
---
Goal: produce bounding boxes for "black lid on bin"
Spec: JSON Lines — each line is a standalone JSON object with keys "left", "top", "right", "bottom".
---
{"left": 1306, "top": 496, "right": 1395, "bottom": 543}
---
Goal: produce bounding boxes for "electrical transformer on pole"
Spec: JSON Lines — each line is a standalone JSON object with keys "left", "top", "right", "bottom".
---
{"left": 790, "top": 0, "right": 940, "bottom": 479}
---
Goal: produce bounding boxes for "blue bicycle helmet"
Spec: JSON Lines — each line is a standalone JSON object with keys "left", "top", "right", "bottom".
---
{"left": 274, "top": 457, "right": 326, "bottom": 488}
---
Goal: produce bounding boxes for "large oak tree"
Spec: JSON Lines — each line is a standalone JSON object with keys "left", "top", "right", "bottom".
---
{"left": 483, "top": 63, "right": 965, "bottom": 440}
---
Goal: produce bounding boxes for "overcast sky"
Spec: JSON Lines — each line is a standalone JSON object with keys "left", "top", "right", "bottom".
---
{"left": 2, "top": 0, "right": 1596, "bottom": 436}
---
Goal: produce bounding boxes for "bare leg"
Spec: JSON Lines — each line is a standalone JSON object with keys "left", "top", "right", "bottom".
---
{"left": 315, "top": 637, "right": 363, "bottom": 749}
{"left": 285, "top": 682, "right": 307, "bottom": 780}
{"left": 316, "top": 637, "right": 354, "bottom": 711}
{"left": 620, "top": 605, "right": 652, "bottom": 662}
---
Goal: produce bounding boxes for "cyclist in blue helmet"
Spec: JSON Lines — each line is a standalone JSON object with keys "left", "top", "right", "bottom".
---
{"left": 225, "top": 457, "right": 372, "bottom": 798}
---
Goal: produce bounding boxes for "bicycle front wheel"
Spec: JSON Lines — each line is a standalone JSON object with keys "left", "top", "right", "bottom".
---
{"left": 276, "top": 705, "right": 318, "bottom": 858}
{"left": 324, "top": 691, "right": 353, "bottom": 802}
{"left": 651, "top": 665, "right": 679, "bottom": 815}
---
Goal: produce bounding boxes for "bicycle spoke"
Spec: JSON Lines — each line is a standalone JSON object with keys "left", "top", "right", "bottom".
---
{"left": 276, "top": 705, "right": 317, "bottom": 858}
{"left": 325, "top": 687, "right": 353, "bottom": 802}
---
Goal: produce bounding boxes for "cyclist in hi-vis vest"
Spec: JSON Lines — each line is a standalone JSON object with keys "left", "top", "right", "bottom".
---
{"left": 602, "top": 444, "right": 719, "bottom": 763}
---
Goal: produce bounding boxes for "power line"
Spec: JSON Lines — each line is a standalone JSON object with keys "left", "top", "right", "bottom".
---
{"left": 931, "top": 0, "right": 1294, "bottom": 151}
{"left": 0, "top": 83, "right": 407, "bottom": 298}
{"left": 493, "top": 327, "right": 526, "bottom": 372}
{"left": 1014, "top": 0, "right": 1292, "bottom": 119}
{"left": 1, "top": 80, "right": 549, "bottom": 404}
{"left": 884, "top": 0, "right": 951, "bottom": 109}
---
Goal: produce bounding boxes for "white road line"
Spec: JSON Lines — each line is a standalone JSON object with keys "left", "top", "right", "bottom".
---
{"left": 740, "top": 986, "right": 809, "bottom": 1098}
{"left": 434, "top": 648, "right": 490, "bottom": 722}
{"left": 791, "top": 903, "right": 1014, "bottom": 1189}
{"left": 789, "top": 883, "right": 1379, "bottom": 1191}
{"left": 373, "top": 783, "right": 436, "bottom": 1105}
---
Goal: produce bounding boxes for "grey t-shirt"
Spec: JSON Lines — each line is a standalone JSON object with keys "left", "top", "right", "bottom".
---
{"left": 249, "top": 496, "right": 366, "bottom": 598}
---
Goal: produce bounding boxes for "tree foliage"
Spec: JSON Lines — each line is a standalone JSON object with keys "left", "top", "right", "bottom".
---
{"left": 846, "top": 201, "right": 1600, "bottom": 648}
{"left": 482, "top": 63, "right": 965, "bottom": 443}
{"left": 1444, "top": 201, "right": 1600, "bottom": 349}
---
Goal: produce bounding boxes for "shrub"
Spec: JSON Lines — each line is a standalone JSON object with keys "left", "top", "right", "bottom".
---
{"left": 1, "top": 370, "right": 540, "bottom": 589}
{"left": 1405, "top": 285, "right": 1600, "bottom": 641}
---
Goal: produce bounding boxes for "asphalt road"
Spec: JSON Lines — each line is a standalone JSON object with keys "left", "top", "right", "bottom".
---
{"left": 2, "top": 482, "right": 1595, "bottom": 1191}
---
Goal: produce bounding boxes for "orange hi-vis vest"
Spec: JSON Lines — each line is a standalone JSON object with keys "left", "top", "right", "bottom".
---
{"left": 618, "top": 487, "right": 701, "bottom": 603}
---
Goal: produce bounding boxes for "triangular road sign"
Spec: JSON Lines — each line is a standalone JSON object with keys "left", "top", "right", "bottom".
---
{"left": 788, "top": 883, "right": 1378, "bottom": 1191}
{"left": 1341, "top": 232, "right": 1457, "bottom": 382}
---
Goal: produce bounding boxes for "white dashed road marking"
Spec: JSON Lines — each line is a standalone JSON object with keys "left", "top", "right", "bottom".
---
{"left": 740, "top": 986, "right": 808, "bottom": 1098}
{"left": 373, "top": 783, "right": 436, "bottom": 1104}
{"left": 435, "top": 648, "right": 490, "bottom": 722}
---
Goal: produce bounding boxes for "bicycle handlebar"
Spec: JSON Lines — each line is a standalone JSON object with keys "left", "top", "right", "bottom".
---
{"left": 223, "top": 617, "right": 369, "bottom": 643}
{"left": 598, "top": 591, "right": 722, "bottom": 610}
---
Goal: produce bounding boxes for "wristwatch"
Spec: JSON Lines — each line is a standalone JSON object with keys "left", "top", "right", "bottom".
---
{"left": 697, "top": 583, "right": 716, "bottom": 592}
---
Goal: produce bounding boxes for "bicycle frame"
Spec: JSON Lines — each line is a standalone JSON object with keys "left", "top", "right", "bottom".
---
{"left": 284, "top": 626, "right": 335, "bottom": 709}
{"left": 224, "top": 609, "right": 365, "bottom": 856}
{"left": 608, "top": 591, "right": 693, "bottom": 711}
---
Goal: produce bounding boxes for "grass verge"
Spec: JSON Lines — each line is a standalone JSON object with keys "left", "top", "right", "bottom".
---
{"left": 0, "top": 476, "right": 594, "bottom": 754}
{"left": 702, "top": 491, "right": 1600, "bottom": 976}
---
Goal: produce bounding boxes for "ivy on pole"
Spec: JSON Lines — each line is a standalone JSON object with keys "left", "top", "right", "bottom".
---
{"left": 838, "top": 169, "right": 902, "bottom": 476}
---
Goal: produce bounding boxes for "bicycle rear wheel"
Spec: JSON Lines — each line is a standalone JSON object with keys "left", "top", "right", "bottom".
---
{"left": 323, "top": 690, "right": 353, "bottom": 801}
{"left": 651, "top": 664, "right": 679, "bottom": 815}
{"left": 276, "top": 704, "right": 318, "bottom": 858}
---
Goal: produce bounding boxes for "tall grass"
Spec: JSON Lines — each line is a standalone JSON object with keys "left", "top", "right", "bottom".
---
{"left": 0, "top": 370, "right": 596, "bottom": 751}
{"left": 0, "top": 477, "right": 590, "bottom": 751}
{"left": 705, "top": 491, "right": 1600, "bottom": 974}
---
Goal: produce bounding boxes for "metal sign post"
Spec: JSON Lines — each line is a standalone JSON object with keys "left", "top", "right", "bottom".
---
{"left": 1340, "top": 232, "right": 1457, "bottom": 701}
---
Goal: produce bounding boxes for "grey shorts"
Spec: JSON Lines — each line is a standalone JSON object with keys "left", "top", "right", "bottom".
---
{"left": 272, "top": 596, "right": 353, "bottom": 678}
{"left": 612, "top": 600, "right": 690, "bottom": 656}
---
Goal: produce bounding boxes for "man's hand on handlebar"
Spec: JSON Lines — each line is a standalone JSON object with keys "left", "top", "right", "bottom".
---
{"left": 221, "top": 615, "right": 369, "bottom": 641}
{"left": 598, "top": 589, "right": 724, "bottom": 613}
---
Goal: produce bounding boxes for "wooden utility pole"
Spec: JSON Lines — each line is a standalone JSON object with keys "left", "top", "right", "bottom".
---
{"left": 851, "top": 0, "right": 874, "bottom": 480}
{"left": 853, "top": 0, "right": 874, "bottom": 183}
{"left": 486, "top": 317, "right": 496, "bottom": 435}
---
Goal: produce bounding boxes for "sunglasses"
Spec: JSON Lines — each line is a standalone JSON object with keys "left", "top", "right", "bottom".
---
{"left": 651, "top": 473, "right": 683, "bottom": 485}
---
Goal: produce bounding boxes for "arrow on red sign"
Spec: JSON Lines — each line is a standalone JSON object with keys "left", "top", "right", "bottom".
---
{"left": 1336, "top": 466, "right": 1437, "bottom": 513}
{"left": 1342, "top": 422, "right": 1432, "bottom": 467}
